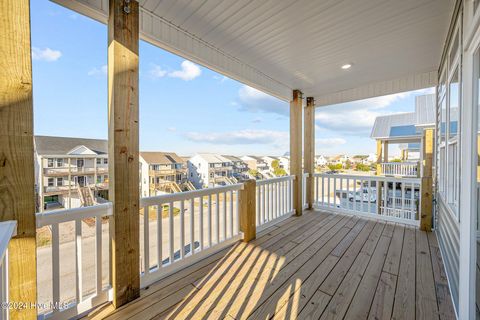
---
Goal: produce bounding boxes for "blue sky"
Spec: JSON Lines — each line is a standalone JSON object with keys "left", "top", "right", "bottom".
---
{"left": 31, "top": 0, "right": 433, "bottom": 157}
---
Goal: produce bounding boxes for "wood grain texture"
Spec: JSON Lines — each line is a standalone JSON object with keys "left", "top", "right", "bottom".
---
{"left": 420, "top": 128, "right": 434, "bottom": 231}
{"left": 91, "top": 212, "right": 455, "bottom": 320}
{"left": 304, "top": 97, "right": 315, "bottom": 209}
{"left": 240, "top": 179, "right": 256, "bottom": 242}
{"left": 108, "top": 0, "right": 140, "bottom": 308}
{"left": 0, "top": 1, "right": 37, "bottom": 318}
{"left": 290, "top": 90, "right": 303, "bottom": 216}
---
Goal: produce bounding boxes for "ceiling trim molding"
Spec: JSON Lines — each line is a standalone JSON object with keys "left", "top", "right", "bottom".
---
{"left": 314, "top": 70, "right": 438, "bottom": 107}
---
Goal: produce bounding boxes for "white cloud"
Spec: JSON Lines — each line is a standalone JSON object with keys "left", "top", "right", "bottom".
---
{"left": 168, "top": 60, "right": 201, "bottom": 81}
{"left": 236, "top": 85, "right": 288, "bottom": 116}
{"left": 150, "top": 64, "right": 167, "bottom": 78}
{"left": 315, "top": 91, "right": 423, "bottom": 134}
{"left": 87, "top": 65, "right": 107, "bottom": 76}
{"left": 213, "top": 75, "right": 229, "bottom": 83}
{"left": 167, "top": 127, "right": 177, "bottom": 132}
{"left": 32, "top": 47, "right": 62, "bottom": 62}
{"left": 252, "top": 117, "right": 263, "bottom": 124}
{"left": 183, "top": 129, "right": 288, "bottom": 148}
{"left": 316, "top": 138, "right": 347, "bottom": 148}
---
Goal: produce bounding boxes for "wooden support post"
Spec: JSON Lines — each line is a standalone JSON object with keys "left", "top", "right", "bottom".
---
{"left": 108, "top": 0, "right": 140, "bottom": 308}
{"left": 420, "top": 128, "right": 434, "bottom": 231}
{"left": 376, "top": 140, "right": 383, "bottom": 214}
{"left": 376, "top": 140, "right": 383, "bottom": 175}
{"left": 304, "top": 97, "right": 315, "bottom": 210}
{"left": 290, "top": 90, "right": 303, "bottom": 216}
{"left": 0, "top": 1, "right": 37, "bottom": 318}
{"left": 239, "top": 179, "right": 256, "bottom": 242}
{"left": 383, "top": 141, "right": 389, "bottom": 163}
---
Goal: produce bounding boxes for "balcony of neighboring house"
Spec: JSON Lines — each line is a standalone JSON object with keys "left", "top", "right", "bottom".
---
{"left": 2, "top": 1, "right": 463, "bottom": 320}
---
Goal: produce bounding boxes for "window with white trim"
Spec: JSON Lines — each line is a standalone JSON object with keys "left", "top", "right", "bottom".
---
{"left": 437, "top": 21, "right": 462, "bottom": 216}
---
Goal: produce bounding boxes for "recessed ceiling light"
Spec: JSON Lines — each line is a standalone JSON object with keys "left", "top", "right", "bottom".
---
{"left": 341, "top": 63, "right": 352, "bottom": 70}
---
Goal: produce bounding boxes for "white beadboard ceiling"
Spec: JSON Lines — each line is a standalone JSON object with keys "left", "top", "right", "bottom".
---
{"left": 52, "top": 0, "right": 454, "bottom": 105}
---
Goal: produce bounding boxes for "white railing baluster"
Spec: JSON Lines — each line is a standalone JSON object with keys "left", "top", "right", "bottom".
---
{"left": 143, "top": 206, "right": 149, "bottom": 273}
{"left": 75, "top": 219, "right": 83, "bottom": 303}
{"left": 95, "top": 216, "right": 102, "bottom": 295}
{"left": 52, "top": 223, "right": 60, "bottom": 311}
{"left": 199, "top": 196, "right": 204, "bottom": 251}
{"left": 169, "top": 202, "right": 174, "bottom": 263}
{"left": 190, "top": 199, "right": 194, "bottom": 255}
{"left": 180, "top": 200, "right": 185, "bottom": 258}
{"left": 157, "top": 205, "right": 163, "bottom": 267}
{"left": 256, "top": 186, "right": 260, "bottom": 226}
{"left": 208, "top": 194, "right": 212, "bottom": 247}
{"left": 216, "top": 193, "right": 220, "bottom": 244}
{"left": 223, "top": 191, "right": 227, "bottom": 241}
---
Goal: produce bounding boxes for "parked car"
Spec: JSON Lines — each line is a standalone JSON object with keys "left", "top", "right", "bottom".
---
{"left": 348, "top": 188, "right": 376, "bottom": 203}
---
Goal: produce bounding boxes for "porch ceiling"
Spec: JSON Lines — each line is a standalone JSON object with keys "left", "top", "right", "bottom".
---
{"left": 53, "top": 0, "right": 454, "bottom": 105}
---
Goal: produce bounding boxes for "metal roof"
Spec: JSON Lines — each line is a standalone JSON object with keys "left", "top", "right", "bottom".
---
{"left": 195, "top": 153, "right": 232, "bottom": 163}
{"left": 52, "top": 0, "right": 454, "bottom": 105}
{"left": 34, "top": 135, "right": 108, "bottom": 156}
{"left": 370, "top": 94, "right": 435, "bottom": 140}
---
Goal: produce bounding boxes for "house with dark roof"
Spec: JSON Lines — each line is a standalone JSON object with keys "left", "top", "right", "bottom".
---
{"left": 34, "top": 136, "right": 109, "bottom": 211}
{"left": 139, "top": 152, "right": 194, "bottom": 196}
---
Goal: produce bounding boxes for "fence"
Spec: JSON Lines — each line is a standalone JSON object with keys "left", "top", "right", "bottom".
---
{"left": 36, "top": 203, "right": 112, "bottom": 320}
{"left": 313, "top": 173, "right": 421, "bottom": 225}
{"left": 381, "top": 162, "right": 419, "bottom": 177}
{"left": 255, "top": 176, "right": 295, "bottom": 231}
{"left": 139, "top": 184, "right": 243, "bottom": 288}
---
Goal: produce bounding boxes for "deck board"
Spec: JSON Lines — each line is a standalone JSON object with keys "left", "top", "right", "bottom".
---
{"left": 88, "top": 210, "right": 456, "bottom": 320}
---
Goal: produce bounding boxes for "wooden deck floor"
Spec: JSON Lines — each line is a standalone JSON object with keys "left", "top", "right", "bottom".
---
{"left": 89, "top": 210, "right": 456, "bottom": 320}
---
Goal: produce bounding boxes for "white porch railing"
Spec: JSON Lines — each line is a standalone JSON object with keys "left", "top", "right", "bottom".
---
{"left": 139, "top": 184, "right": 243, "bottom": 288}
{"left": 381, "top": 162, "right": 419, "bottom": 177}
{"left": 36, "top": 203, "right": 113, "bottom": 320}
{"left": 255, "top": 176, "right": 295, "bottom": 231}
{"left": 0, "top": 221, "right": 16, "bottom": 320}
{"left": 303, "top": 173, "right": 309, "bottom": 209}
{"left": 313, "top": 173, "right": 421, "bottom": 225}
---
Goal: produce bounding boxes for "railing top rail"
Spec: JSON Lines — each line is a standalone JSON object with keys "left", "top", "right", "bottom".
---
{"left": 313, "top": 173, "right": 421, "bottom": 184}
{"left": 140, "top": 183, "right": 244, "bottom": 207}
{"left": 36, "top": 202, "right": 113, "bottom": 227}
{"left": 0, "top": 220, "right": 17, "bottom": 266}
{"left": 256, "top": 175, "right": 295, "bottom": 186}
{"left": 382, "top": 162, "right": 419, "bottom": 165}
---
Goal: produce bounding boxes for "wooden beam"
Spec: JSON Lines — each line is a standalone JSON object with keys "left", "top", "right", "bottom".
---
{"left": 376, "top": 140, "right": 383, "bottom": 175}
{"left": 108, "top": 0, "right": 140, "bottom": 308}
{"left": 383, "top": 141, "right": 389, "bottom": 163}
{"left": 420, "top": 128, "right": 434, "bottom": 231}
{"left": 0, "top": 1, "right": 37, "bottom": 318}
{"left": 239, "top": 179, "right": 256, "bottom": 242}
{"left": 290, "top": 90, "right": 303, "bottom": 216}
{"left": 304, "top": 97, "right": 315, "bottom": 210}
{"left": 376, "top": 140, "right": 383, "bottom": 215}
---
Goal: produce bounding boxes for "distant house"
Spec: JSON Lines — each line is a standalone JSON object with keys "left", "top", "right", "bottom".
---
{"left": 139, "top": 152, "right": 193, "bottom": 197}
{"left": 241, "top": 155, "right": 273, "bottom": 178}
{"left": 223, "top": 155, "right": 249, "bottom": 181}
{"left": 278, "top": 156, "right": 290, "bottom": 174}
{"left": 34, "top": 136, "right": 109, "bottom": 212}
{"left": 315, "top": 155, "right": 327, "bottom": 167}
{"left": 188, "top": 154, "right": 235, "bottom": 188}
{"left": 327, "top": 155, "right": 350, "bottom": 165}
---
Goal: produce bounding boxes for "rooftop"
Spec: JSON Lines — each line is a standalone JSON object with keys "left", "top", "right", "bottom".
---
{"left": 34, "top": 135, "right": 108, "bottom": 156}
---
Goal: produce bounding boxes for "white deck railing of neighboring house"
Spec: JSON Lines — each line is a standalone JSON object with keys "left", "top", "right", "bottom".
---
{"left": 255, "top": 176, "right": 295, "bottom": 231}
{"left": 381, "top": 162, "right": 419, "bottom": 177}
{"left": 139, "top": 184, "right": 243, "bottom": 288}
{"left": 0, "top": 221, "right": 16, "bottom": 320}
{"left": 303, "top": 173, "right": 309, "bottom": 209}
{"left": 36, "top": 203, "right": 113, "bottom": 320}
{"left": 313, "top": 173, "right": 421, "bottom": 225}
